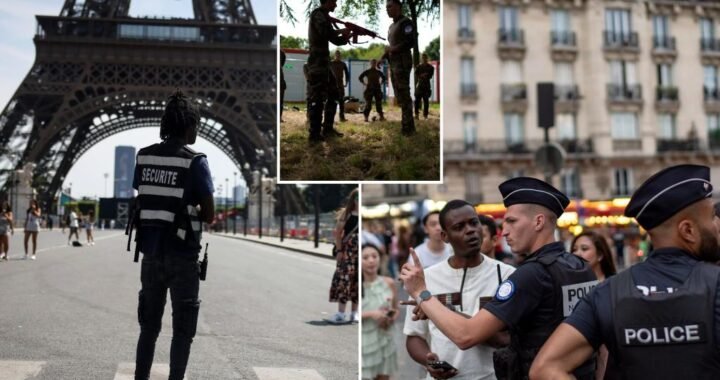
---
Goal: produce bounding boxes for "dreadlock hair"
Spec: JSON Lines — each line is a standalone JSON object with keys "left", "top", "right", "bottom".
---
{"left": 160, "top": 90, "right": 200, "bottom": 141}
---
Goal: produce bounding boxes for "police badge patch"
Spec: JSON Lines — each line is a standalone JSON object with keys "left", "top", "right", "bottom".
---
{"left": 404, "top": 25, "right": 413, "bottom": 34}
{"left": 496, "top": 280, "right": 515, "bottom": 301}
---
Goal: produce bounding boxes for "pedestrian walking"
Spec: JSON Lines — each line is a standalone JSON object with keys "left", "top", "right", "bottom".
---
{"left": 328, "top": 188, "right": 359, "bottom": 324}
{"left": 67, "top": 207, "right": 80, "bottom": 245}
{"left": 85, "top": 210, "right": 95, "bottom": 246}
{"left": 24, "top": 199, "right": 41, "bottom": 260}
{"left": 0, "top": 201, "right": 13, "bottom": 261}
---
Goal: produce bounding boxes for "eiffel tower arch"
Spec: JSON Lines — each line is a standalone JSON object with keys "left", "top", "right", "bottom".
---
{"left": 0, "top": 0, "right": 277, "bottom": 205}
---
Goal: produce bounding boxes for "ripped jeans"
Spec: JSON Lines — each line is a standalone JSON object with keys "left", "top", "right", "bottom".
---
{"left": 135, "top": 252, "right": 200, "bottom": 380}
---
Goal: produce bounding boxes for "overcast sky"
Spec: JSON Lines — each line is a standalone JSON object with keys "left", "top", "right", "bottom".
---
{"left": 279, "top": 0, "right": 440, "bottom": 52}
{"left": 0, "top": 1, "right": 276, "bottom": 199}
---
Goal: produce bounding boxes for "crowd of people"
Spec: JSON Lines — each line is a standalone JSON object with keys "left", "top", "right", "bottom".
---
{"left": 361, "top": 164, "right": 720, "bottom": 380}
{"left": 0, "top": 201, "right": 99, "bottom": 262}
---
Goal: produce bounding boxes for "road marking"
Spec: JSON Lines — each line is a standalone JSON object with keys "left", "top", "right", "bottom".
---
{"left": 0, "top": 360, "right": 45, "bottom": 379}
{"left": 253, "top": 367, "right": 325, "bottom": 380}
{"left": 114, "top": 362, "right": 174, "bottom": 380}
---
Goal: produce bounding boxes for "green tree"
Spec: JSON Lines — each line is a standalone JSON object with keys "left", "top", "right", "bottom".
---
{"left": 423, "top": 36, "right": 439, "bottom": 61}
{"left": 280, "top": 0, "right": 440, "bottom": 66}
{"left": 280, "top": 35, "right": 309, "bottom": 49}
{"left": 303, "top": 185, "right": 357, "bottom": 214}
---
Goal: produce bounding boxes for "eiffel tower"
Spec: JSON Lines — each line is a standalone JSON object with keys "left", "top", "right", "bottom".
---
{"left": 0, "top": 0, "right": 277, "bottom": 205}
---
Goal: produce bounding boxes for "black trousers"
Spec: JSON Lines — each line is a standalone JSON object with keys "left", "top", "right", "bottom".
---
{"left": 135, "top": 252, "right": 200, "bottom": 380}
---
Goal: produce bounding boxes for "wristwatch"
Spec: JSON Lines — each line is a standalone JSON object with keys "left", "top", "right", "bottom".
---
{"left": 416, "top": 290, "right": 432, "bottom": 306}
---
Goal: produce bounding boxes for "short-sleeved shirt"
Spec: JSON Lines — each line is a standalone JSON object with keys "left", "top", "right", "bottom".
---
{"left": 484, "top": 242, "right": 590, "bottom": 330}
{"left": 132, "top": 154, "right": 214, "bottom": 256}
{"left": 566, "top": 248, "right": 720, "bottom": 355}
{"left": 404, "top": 255, "right": 516, "bottom": 380}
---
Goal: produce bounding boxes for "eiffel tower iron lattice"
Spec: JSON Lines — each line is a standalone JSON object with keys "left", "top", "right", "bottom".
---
{"left": 0, "top": 0, "right": 276, "bottom": 204}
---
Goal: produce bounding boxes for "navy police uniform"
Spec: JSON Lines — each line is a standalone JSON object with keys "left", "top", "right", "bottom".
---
{"left": 131, "top": 141, "right": 214, "bottom": 380}
{"left": 484, "top": 177, "right": 597, "bottom": 380}
{"left": 565, "top": 165, "right": 720, "bottom": 379}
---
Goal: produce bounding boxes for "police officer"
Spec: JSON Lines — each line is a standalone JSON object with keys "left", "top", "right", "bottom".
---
{"left": 330, "top": 50, "right": 350, "bottom": 122}
{"left": 414, "top": 53, "right": 434, "bottom": 120}
{"left": 131, "top": 91, "right": 215, "bottom": 380}
{"left": 531, "top": 164, "right": 720, "bottom": 380}
{"left": 382, "top": 0, "right": 415, "bottom": 135}
{"left": 307, "top": 0, "right": 351, "bottom": 142}
{"left": 358, "top": 59, "right": 386, "bottom": 122}
{"left": 400, "top": 177, "right": 597, "bottom": 380}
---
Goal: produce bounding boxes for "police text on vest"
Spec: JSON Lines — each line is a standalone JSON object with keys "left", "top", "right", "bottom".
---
{"left": 561, "top": 280, "right": 599, "bottom": 317}
{"left": 623, "top": 324, "right": 706, "bottom": 346}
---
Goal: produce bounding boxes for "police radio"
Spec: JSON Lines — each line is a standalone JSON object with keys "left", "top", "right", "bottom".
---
{"left": 199, "top": 243, "right": 209, "bottom": 281}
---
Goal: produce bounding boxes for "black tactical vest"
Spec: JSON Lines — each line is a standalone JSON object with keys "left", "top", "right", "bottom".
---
{"left": 135, "top": 142, "right": 204, "bottom": 251}
{"left": 509, "top": 250, "right": 598, "bottom": 380}
{"left": 611, "top": 262, "right": 720, "bottom": 379}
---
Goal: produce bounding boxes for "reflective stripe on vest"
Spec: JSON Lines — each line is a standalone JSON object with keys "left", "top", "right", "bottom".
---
{"left": 140, "top": 209, "right": 175, "bottom": 223}
{"left": 137, "top": 155, "right": 193, "bottom": 168}
{"left": 138, "top": 185, "right": 184, "bottom": 198}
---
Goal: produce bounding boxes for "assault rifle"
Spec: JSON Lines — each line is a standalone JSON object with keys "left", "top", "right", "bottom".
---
{"left": 328, "top": 16, "right": 386, "bottom": 44}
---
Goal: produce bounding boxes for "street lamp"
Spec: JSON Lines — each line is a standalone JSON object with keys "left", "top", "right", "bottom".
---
{"left": 233, "top": 172, "right": 237, "bottom": 235}
{"left": 224, "top": 177, "right": 229, "bottom": 233}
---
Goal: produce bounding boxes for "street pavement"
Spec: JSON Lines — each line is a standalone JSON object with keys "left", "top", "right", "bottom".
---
{"left": 0, "top": 229, "right": 357, "bottom": 379}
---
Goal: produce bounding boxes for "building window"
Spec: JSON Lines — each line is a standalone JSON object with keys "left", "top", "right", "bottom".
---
{"left": 708, "top": 114, "right": 720, "bottom": 148}
{"left": 609, "top": 60, "right": 637, "bottom": 87}
{"left": 614, "top": 168, "right": 634, "bottom": 196}
{"left": 459, "top": 4, "right": 471, "bottom": 30}
{"left": 657, "top": 64, "right": 673, "bottom": 87}
{"left": 502, "top": 60, "right": 523, "bottom": 84}
{"left": 701, "top": 18, "right": 715, "bottom": 41}
{"left": 555, "top": 63, "right": 574, "bottom": 85}
{"left": 461, "top": 57, "right": 476, "bottom": 96}
{"left": 465, "top": 172, "right": 482, "bottom": 202}
{"left": 611, "top": 113, "right": 638, "bottom": 139}
{"left": 499, "top": 6, "right": 519, "bottom": 31}
{"left": 463, "top": 112, "right": 477, "bottom": 151}
{"left": 550, "top": 10, "right": 572, "bottom": 45}
{"left": 384, "top": 184, "right": 417, "bottom": 197}
{"left": 561, "top": 168, "right": 581, "bottom": 198}
{"left": 652, "top": 15, "right": 670, "bottom": 48}
{"left": 504, "top": 113, "right": 524, "bottom": 146}
{"left": 605, "top": 8, "right": 632, "bottom": 40}
{"left": 557, "top": 114, "right": 576, "bottom": 140}
{"left": 704, "top": 66, "right": 718, "bottom": 99}
{"left": 657, "top": 114, "right": 676, "bottom": 139}
{"left": 508, "top": 169, "right": 525, "bottom": 179}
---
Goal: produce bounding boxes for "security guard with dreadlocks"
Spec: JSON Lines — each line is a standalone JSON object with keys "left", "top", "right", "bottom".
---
{"left": 129, "top": 90, "right": 215, "bottom": 380}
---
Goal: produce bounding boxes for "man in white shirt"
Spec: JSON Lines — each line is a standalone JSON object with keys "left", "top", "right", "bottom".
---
{"left": 404, "top": 200, "right": 516, "bottom": 380}
{"left": 409, "top": 211, "right": 453, "bottom": 269}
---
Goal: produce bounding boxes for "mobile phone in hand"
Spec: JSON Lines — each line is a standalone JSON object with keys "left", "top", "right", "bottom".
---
{"left": 385, "top": 309, "right": 396, "bottom": 318}
{"left": 428, "top": 360, "right": 457, "bottom": 372}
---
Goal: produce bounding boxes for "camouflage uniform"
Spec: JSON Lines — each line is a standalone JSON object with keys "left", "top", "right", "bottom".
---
{"left": 387, "top": 15, "right": 415, "bottom": 135}
{"left": 414, "top": 62, "right": 434, "bottom": 119}
{"left": 307, "top": 7, "right": 348, "bottom": 140}
{"left": 358, "top": 67, "right": 386, "bottom": 121}
{"left": 330, "top": 59, "right": 350, "bottom": 121}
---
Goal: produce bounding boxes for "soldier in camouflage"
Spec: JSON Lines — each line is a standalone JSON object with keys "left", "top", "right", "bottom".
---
{"left": 358, "top": 59, "right": 387, "bottom": 122}
{"left": 330, "top": 50, "right": 350, "bottom": 122}
{"left": 382, "top": 0, "right": 415, "bottom": 135}
{"left": 414, "top": 53, "right": 434, "bottom": 119}
{"left": 307, "top": 0, "right": 351, "bottom": 143}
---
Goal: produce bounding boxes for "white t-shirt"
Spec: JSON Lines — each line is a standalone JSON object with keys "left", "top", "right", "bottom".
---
{"left": 70, "top": 212, "right": 79, "bottom": 228}
{"left": 403, "top": 255, "right": 516, "bottom": 380}
{"left": 409, "top": 241, "right": 453, "bottom": 269}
